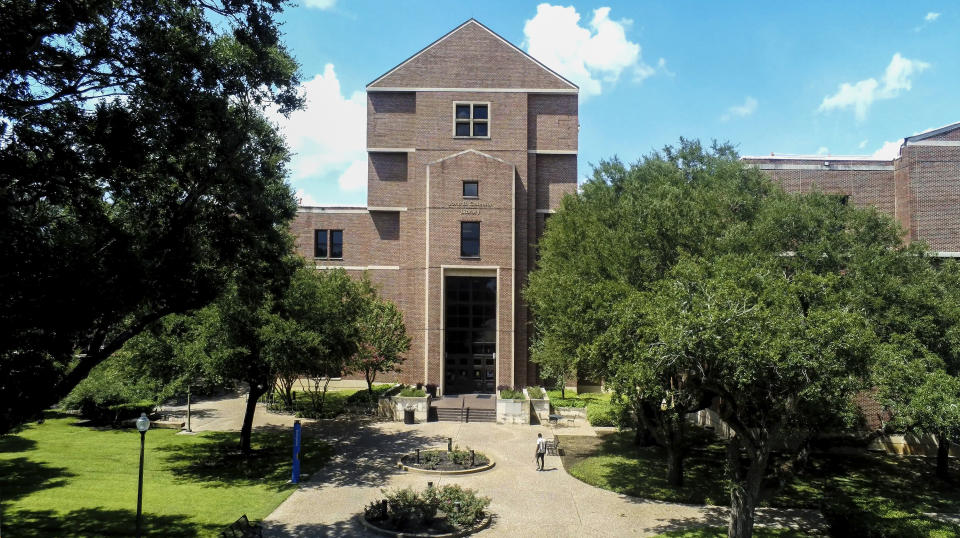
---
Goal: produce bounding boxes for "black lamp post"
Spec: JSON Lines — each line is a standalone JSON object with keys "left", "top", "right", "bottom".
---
{"left": 135, "top": 412, "right": 151, "bottom": 537}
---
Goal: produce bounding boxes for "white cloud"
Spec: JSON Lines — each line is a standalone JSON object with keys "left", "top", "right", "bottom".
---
{"left": 295, "top": 189, "right": 322, "bottom": 207}
{"left": 337, "top": 159, "right": 367, "bottom": 192}
{"left": 523, "top": 4, "right": 658, "bottom": 98}
{"left": 818, "top": 53, "right": 929, "bottom": 120}
{"left": 817, "top": 146, "right": 830, "bottom": 155}
{"left": 267, "top": 63, "right": 366, "bottom": 200}
{"left": 720, "top": 96, "right": 758, "bottom": 121}
{"left": 304, "top": 0, "right": 336, "bottom": 9}
{"left": 858, "top": 139, "right": 868, "bottom": 149}
{"left": 925, "top": 12, "right": 940, "bottom": 22}
{"left": 871, "top": 140, "right": 903, "bottom": 160}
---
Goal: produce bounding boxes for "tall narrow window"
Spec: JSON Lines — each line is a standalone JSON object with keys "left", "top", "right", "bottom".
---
{"left": 314, "top": 229, "right": 343, "bottom": 259}
{"left": 314, "top": 229, "right": 327, "bottom": 258}
{"left": 460, "top": 222, "right": 480, "bottom": 258}
{"left": 453, "top": 103, "right": 489, "bottom": 138}
{"left": 330, "top": 230, "right": 343, "bottom": 258}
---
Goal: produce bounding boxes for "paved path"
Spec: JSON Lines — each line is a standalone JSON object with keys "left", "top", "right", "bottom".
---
{"left": 263, "top": 420, "right": 825, "bottom": 537}
{"left": 160, "top": 389, "right": 312, "bottom": 432}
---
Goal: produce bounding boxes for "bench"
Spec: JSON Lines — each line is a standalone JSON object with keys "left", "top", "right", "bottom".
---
{"left": 221, "top": 515, "right": 262, "bottom": 538}
{"left": 546, "top": 434, "right": 563, "bottom": 457}
{"left": 548, "top": 413, "right": 575, "bottom": 427}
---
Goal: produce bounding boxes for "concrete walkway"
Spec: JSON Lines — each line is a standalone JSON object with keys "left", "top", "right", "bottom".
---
{"left": 262, "top": 420, "right": 825, "bottom": 537}
{"left": 160, "top": 388, "right": 313, "bottom": 432}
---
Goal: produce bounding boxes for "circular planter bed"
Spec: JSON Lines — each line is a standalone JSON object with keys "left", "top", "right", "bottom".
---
{"left": 397, "top": 449, "right": 494, "bottom": 474}
{"left": 362, "top": 485, "right": 492, "bottom": 537}
{"left": 360, "top": 513, "right": 491, "bottom": 537}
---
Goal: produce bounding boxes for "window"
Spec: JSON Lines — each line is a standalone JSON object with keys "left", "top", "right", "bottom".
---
{"left": 460, "top": 222, "right": 480, "bottom": 258}
{"left": 454, "top": 103, "right": 489, "bottom": 138}
{"left": 314, "top": 229, "right": 343, "bottom": 259}
{"left": 463, "top": 181, "right": 478, "bottom": 198}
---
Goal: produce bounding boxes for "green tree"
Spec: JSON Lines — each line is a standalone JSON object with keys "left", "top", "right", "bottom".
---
{"left": 0, "top": 0, "right": 302, "bottom": 432}
{"left": 351, "top": 288, "right": 411, "bottom": 396}
{"left": 869, "top": 257, "right": 960, "bottom": 480}
{"left": 526, "top": 141, "right": 772, "bottom": 485}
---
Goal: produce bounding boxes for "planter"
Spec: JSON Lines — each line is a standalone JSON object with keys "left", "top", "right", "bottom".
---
{"left": 380, "top": 395, "right": 431, "bottom": 423}
{"left": 526, "top": 387, "right": 550, "bottom": 423}
{"left": 397, "top": 449, "right": 495, "bottom": 474}
{"left": 496, "top": 394, "right": 529, "bottom": 425}
{"left": 360, "top": 513, "right": 491, "bottom": 538}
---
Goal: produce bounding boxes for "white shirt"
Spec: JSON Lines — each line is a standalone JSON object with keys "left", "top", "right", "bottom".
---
{"left": 537, "top": 437, "right": 546, "bottom": 454}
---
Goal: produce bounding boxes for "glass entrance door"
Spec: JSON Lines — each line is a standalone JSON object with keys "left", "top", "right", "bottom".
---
{"left": 444, "top": 276, "right": 496, "bottom": 394}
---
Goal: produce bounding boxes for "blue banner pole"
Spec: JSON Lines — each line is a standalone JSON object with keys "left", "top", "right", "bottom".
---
{"left": 292, "top": 420, "right": 301, "bottom": 484}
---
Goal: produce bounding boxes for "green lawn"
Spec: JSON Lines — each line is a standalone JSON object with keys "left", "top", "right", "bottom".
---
{"left": 266, "top": 384, "right": 394, "bottom": 418}
{"left": 546, "top": 389, "right": 611, "bottom": 408}
{"left": 563, "top": 430, "right": 960, "bottom": 537}
{"left": 0, "top": 413, "right": 331, "bottom": 537}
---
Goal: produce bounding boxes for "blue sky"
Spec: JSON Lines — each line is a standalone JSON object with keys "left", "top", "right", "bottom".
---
{"left": 271, "top": 1, "right": 960, "bottom": 207}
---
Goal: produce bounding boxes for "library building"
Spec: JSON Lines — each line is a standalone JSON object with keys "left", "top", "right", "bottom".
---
{"left": 291, "top": 18, "right": 960, "bottom": 398}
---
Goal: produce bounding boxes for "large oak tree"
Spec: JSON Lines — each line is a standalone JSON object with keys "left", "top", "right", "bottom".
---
{"left": 0, "top": 0, "right": 302, "bottom": 432}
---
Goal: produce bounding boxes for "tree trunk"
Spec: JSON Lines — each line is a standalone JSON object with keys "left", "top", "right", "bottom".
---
{"left": 634, "top": 424, "right": 656, "bottom": 446}
{"left": 365, "top": 368, "right": 374, "bottom": 396}
{"left": 936, "top": 433, "right": 951, "bottom": 480}
{"left": 240, "top": 381, "right": 268, "bottom": 455}
{"left": 726, "top": 436, "right": 768, "bottom": 538}
{"left": 666, "top": 445, "right": 685, "bottom": 487}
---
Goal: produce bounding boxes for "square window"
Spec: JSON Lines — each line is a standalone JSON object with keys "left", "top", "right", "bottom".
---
{"left": 463, "top": 181, "right": 478, "bottom": 198}
{"left": 314, "top": 229, "right": 343, "bottom": 259}
{"left": 453, "top": 102, "right": 490, "bottom": 138}
{"left": 460, "top": 221, "right": 480, "bottom": 258}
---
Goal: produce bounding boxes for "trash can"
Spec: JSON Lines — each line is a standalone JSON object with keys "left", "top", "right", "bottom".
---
{"left": 403, "top": 407, "right": 415, "bottom": 424}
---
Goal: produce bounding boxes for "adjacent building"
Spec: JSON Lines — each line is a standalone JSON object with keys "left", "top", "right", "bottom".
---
{"left": 291, "top": 19, "right": 578, "bottom": 395}
{"left": 742, "top": 122, "right": 960, "bottom": 254}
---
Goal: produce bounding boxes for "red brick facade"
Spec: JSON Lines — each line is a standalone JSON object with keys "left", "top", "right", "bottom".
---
{"left": 742, "top": 121, "right": 960, "bottom": 254}
{"left": 290, "top": 20, "right": 578, "bottom": 394}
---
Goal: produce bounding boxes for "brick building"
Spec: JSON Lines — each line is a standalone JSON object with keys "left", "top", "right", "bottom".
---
{"left": 291, "top": 19, "right": 578, "bottom": 395}
{"left": 742, "top": 122, "right": 960, "bottom": 254}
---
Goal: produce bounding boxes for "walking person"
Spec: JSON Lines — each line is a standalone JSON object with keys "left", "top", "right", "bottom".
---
{"left": 535, "top": 432, "right": 546, "bottom": 471}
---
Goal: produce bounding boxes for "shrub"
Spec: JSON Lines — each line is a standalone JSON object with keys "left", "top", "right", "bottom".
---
{"left": 527, "top": 387, "right": 545, "bottom": 399}
{"left": 399, "top": 386, "right": 426, "bottom": 397}
{"left": 365, "top": 485, "right": 489, "bottom": 531}
{"left": 499, "top": 388, "right": 525, "bottom": 400}
{"left": 587, "top": 400, "right": 616, "bottom": 427}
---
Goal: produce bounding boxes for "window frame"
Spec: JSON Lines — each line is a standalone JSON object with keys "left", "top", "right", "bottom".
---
{"left": 314, "top": 229, "right": 344, "bottom": 260}
{"left": 452, "top": 102, "right": 491, "bottom": 139}
{"left": 460, "top": 221, "right": 480, "bottom": 258}
{"left": 462, "top": 180, "right": 479, "bottom": 199}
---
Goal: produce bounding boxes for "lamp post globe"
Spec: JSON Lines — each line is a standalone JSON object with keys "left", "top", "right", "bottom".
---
{"left": 136, "top": 413, "right": 151, "bottom": 433}
{"left": 135, "top": 412, "right": 150, "bottom": 537}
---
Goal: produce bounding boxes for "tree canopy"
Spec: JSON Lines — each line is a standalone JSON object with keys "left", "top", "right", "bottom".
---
{"left": 0, "top": 0, "right": 302, "bottom": 432}
{"left": 525, "top": 140, "right": 912, "bottom": 538}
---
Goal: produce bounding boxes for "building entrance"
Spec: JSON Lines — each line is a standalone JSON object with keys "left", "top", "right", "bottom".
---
{"left": 443, "top": 276, "right": 496, "bottom": 394}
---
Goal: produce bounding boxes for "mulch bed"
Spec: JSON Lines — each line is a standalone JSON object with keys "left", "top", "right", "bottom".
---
{"left": 400, "top": 450, "right": 490, "bottom": 472}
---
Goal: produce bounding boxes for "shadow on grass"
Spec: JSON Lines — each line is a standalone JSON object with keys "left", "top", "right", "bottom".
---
{"left": 0, "top": 457, "right": 74, "bottom": 505}
{"left": 154, "top": 428, "right": 333, "bottom": 492}
{"left": 3, "top": 507, "right": 215, "bottom": 537}
{"left": 560, "top": 431, "right": 729, "bottom": 505}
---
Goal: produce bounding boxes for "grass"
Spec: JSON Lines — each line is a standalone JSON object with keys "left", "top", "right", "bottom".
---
{"left": 546, "top": 389, "right": 611, "bottom": 408}
{"left": 563, "top": 430, "right": 960, "bottom": 537}
{"left": 267, "top": 384, "right": 394, "bottom": 418}
{"left": 0, "top": 412, "right": 332, "bottom": 537}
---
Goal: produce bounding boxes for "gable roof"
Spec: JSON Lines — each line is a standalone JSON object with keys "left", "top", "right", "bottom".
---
{"left": 905, "top": 121, "right": 960, "bottom": 143}
{"left": 367, "top": 19, "right": 577, "bottom": 92}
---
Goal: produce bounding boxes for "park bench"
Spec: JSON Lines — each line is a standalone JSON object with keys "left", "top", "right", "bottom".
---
{"left": 220, "top": 514, "right": 262, "bottom": 538}
{"left": 546, "top": 434, "right": 563, "bottom": 457}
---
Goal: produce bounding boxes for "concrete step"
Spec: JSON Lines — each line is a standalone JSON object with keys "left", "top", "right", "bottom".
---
{"left": 433, "top": 407, "right": 497, "bottom": 423}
